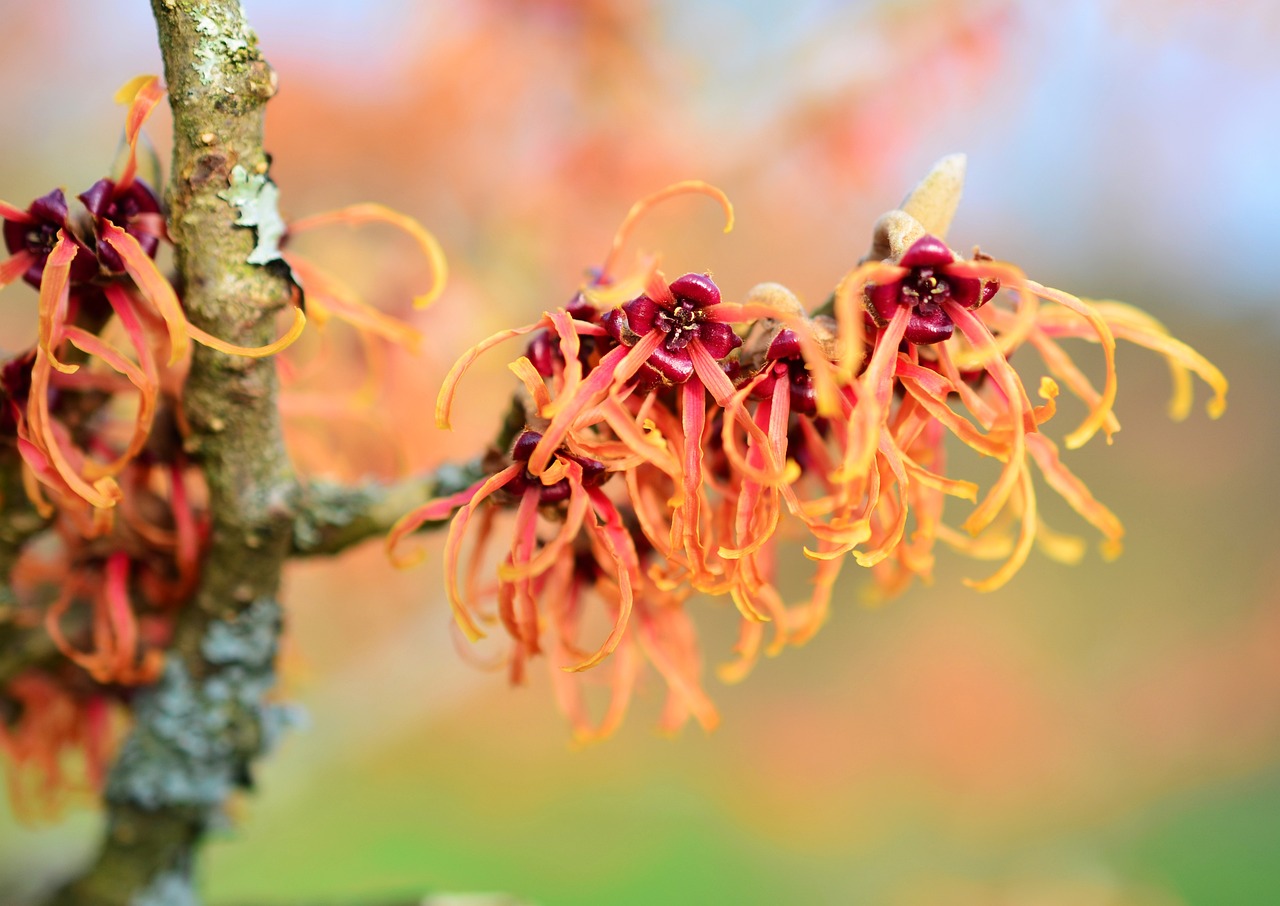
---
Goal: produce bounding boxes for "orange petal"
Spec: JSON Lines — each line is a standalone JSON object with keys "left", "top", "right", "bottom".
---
{"left": 508, "top": 355, "right": 552, "bottom": 412}
{"left": 635, "top": 606, "right": 719, "bottom": 733}
{"left": 436, "top": 316, "right": 550, "bottom": 430}
{"left": 831, "top": 261, "right": 907, "bottom": 381}
{"left": 528, "top": 331, "right": 662, "bottom": 475}
{"left": 101, "top": 221, "right": 190, "bottom": 365}
{"left": 385, "top": 473, "right": 499, "bottom": 569}
{"left": 1046, "top": 300, "right": 1227, "bottom": 421}
{"left": 284, "top": 253, "right": 423, "bottom": 351}
{"left": 946, "top": 259, "right": 1040, "bottom": 362}
{"left": 1034, "top": 517, "right": 1087, "bottom": 565}
{"left": 441, "top": 466, "right": 529, "bottom": 641}
{"left": 1025, "top": 328, "right": 1121, "bottom": 438}
{"left": 563, "top": 490, "right": 638, "bottom": 672}
{"left": 28, "top": 351, "right": 121, "bottom": 510}
{"left": 599, "top": 180, "right": 733, "bottom": 282}
{"left": 37, "top": 233, "right": 79, "bottom": 375}
{"left": 835, "top": 306, "right": 908, "bottom": 488}
{"left": 538, "top": 308, "right": 584, "bottom": 418}
{"left": 103, "top": 552, "right": 155, "bottom": 683}
{"left": 103, "top": 284, "right": 159, "bottom": 384}
{"left": 0, "top": 249, "right": 35, "bottom": 291}
{"left": 288, "top": 203, "right": 447, "bottom": 309}
{"left": 1025, "top": 433, "right": 1124, "bottom": 553}
{"left": 962, "top": 465, "right": 1036, "bottom": 592}
{"left": 186, "top": 304, "right": 307, "bottom": 358}
{"left": 0, "top": 200, "right": 34, "bottom": 223}
{"left": 1025, "top": 280, "right": 1118, "bottom": 448}
{"left": 62, "top": 326, "right": 156, "bottom": 479}
{"left": 44, "top": 582, "right": 100, "bottom": 676}
{"left": 114, "top": 75, "right": 165, "bottom": 191}
{"left": 945, "top": 303, "right": 1027, "bottom": 537}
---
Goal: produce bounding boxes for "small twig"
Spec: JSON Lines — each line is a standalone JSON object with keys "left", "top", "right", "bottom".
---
{"left": 290, "top": 396, "right": 525, "bottom": 558}
{"left": 291, "top": 461, "right": 483, "bottom": 558}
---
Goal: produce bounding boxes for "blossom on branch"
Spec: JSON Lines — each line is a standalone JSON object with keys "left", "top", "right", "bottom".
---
{"left": 394, "top": 157, "right": 1228, "bottom": 740}
{"left": 0, "top": 75, "right": 446, "bottom": 807}
{"left": 0, "top": 75, "right": 305, "bottom": 522}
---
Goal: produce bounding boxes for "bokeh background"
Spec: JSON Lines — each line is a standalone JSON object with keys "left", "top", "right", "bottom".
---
{"left": 1, "top": 0, "right": 1277, "bottom": 903}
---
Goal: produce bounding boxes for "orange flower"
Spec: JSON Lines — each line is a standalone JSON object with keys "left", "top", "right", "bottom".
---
{"left": 388, "top": 429, "right": 642, "bottom": 678}
{"left": 834, "top": 154, "right": 1228, "bottom": 591}
{"left": 0, "top": 76, "right": 305, "bottom": 518}
{"left": 394, "top": 159, "right": 1228, "bottom": 738}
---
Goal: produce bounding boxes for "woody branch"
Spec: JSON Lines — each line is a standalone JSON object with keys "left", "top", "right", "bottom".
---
{"left": 43, "top": 1, "right": 300, "bottom": 901}
{"left": 30, "top": 2, "right": 469, "bottom": 902}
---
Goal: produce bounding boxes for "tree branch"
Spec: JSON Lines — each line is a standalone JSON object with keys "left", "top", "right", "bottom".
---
{"left": 291, "top": 395, "right": 524, "bottom": 558}
{"left": 48, "top": 3, "right": 298, "bottom": 903}
{"left": 20, "top": 3, "right": 522, "bottom": 901}
{"left": 291, "top": 461, "right": 483, "bottom": 558}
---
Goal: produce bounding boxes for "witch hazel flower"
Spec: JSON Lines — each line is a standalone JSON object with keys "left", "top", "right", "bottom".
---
{"left": 0, "top": 190, "right": 97, "bottom": 289}
{"left": 0, "top": 76, "right": 306, "bottom": 520}
{"left": 387, "top": 429, "right": 642, "bottom": 681}
{"left": 2, "top": 441, "right": 209, "bottom": 806}
{"left": 863, "top": 233, "right": 999, "bottom": 345}
{"left": 393, "top": 159, "right": 1226, "bottom": 739}
{"left": 600, "top": 272, "right": 742, "bottom": 386}
{"left": 411, "top": 181, "right": 860, "bottom": 713}
{"left": 524, "top": 189, "right": 823, "bottom": 595}
{"left": 390, "top": 183, "right": 759, "bottom": 731}
{"left": 834, "top": 154, "right": 1228, "bottom": 591}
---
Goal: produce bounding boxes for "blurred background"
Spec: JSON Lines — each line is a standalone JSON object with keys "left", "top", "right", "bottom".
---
{"left": 1, "top": 0, "right": 1277, "bottom": 903}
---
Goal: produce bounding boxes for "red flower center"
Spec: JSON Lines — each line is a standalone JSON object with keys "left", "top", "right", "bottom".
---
{"left": 655, "top": 298, "right": 706, "bottom": 352}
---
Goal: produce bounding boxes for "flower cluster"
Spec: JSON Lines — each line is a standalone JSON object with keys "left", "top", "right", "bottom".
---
{"left": 391, "top": 159, "right": 1228, "bottom": 743}
{"left": 0, "top": 76, "right": 306, "bottom": 527}
{"left": 0, "top": 77, "right": 235, "bottom": 806}
{"left": 0, "top": 78, "right": 444, "bottom": 807}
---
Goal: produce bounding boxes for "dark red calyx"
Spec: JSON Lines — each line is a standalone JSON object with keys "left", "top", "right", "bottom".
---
{"left": 747, "top": 329, "right": 816, "bottom": 413}
{"left": 508, "top": 429, "right": 609, "bottom": 503}
{"left": 565, "top": 291, "right": 596, "bottom": 322}
{"left": 865, "top": 234, "right": 968, "bottom": 346}
{"left": 765, "top": 328, "right": 802, "bottom": 362}
{"left": 602, "top": 273, "right": 741, "bottom": 385}
{"left": 2, "top": 189, "right": 97, "bottom": 287}
{"left": 525, "top": 332, "right": 559, "bottom": 377}
{"left": 0, "top": 351, "right": 36, "bottom": 435}
{"left": 79, "top": 178, "right": 164, "bottom": 273}
{"left": 1, "top": 351, "right": 35, "bottom": 405}
{"left": 898, "top": 234, "right": 954, "bottom": 268}
{"left": 749, "top": 358, "right": 817, "bottom": 415}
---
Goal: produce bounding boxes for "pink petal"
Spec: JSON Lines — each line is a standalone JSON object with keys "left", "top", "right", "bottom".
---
{"left": 647, "top": 342, "right": 695, "bottom": 383}
{"left": 669, "top": 272, "right": 720, "bottom": 308}
{"left": 697, "top": 320, "right": 741, "bottom": 359}
{"left": 865, "top": 281, "right": 901, "bottom": 326}
{"left": 904, "top": 306, "right": 954, "bottom": 345}
{"left": 899, "top": 234, "right": 955, "bottom": 268}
